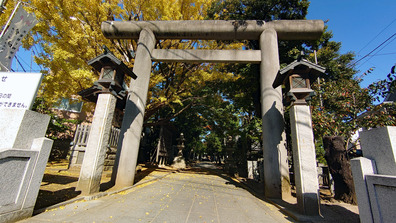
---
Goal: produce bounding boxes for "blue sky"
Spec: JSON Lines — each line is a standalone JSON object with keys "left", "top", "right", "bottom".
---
{"left": 307, "top": 0, "right": 396, "bottom": 88}
{"left": 12, "top": 1, "right": 396, "bottom": 89}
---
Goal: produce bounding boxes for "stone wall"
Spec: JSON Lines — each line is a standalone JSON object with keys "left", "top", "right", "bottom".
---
{"left": 351, "top": 126, "right": 396, "bottom": 223}
{"left": 104, "top": 147, "right": 117, "bottom": 171}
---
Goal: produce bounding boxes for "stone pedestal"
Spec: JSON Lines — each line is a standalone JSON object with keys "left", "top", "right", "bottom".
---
{"left": 77, "top": 93, "right": 116, "bottom": 195}
{"left": 172, "top": 155, "right": 186, "bottom": 169}
{"left": 290, "top": 105, "right": 320, "bottom": 216}
{"left": 172, "top": 133, "right": 186, "bottom": 169}
{"left": 0, "top": 109, "right": 52, "bottom": 223}
{"left": 224, "top": 147, "right": 236, "bottom": 176}
{"left": 260, "top": 28, "right": 290, "bottom": 199}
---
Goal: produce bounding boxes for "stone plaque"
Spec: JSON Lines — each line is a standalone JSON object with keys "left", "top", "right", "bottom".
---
{"left": 0, "top": 72, "right": 43, "bottom": 110}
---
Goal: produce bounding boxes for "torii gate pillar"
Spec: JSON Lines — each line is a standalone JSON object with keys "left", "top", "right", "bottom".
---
{"left": 111, "top": 28, "right": 156, "bottom": 188}
{"left": 260, "top": 28, "right": 290, "bottom": 198}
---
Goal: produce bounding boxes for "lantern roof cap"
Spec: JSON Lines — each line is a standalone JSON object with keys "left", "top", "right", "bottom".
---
{"left": 87, "top": 45, "right": 137, "bottom": 79}
{"left": 273, "top": 58, "right": 326, "bottom": 88}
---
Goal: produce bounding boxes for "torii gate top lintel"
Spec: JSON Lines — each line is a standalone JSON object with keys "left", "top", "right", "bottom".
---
{"left": 101, "top": 20, "right": 324, "bottom": 41}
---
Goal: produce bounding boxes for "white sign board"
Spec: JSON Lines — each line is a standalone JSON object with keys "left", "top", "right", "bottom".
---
{"left": 0, "top": 72, "right": 43, "bottom": 110}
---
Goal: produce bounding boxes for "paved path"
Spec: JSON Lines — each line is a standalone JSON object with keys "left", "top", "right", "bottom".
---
{"left": 20, "top": 164, "right": 292, "bottom": 223}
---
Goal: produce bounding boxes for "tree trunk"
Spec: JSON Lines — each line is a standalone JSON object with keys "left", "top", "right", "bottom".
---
{"left": 323, "top": 136, "right": 357, "bottom": 204}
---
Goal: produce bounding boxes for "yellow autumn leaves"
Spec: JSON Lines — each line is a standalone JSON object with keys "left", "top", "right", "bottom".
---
{"left": 1, "top": 0, "right": 246, "bottom": 120}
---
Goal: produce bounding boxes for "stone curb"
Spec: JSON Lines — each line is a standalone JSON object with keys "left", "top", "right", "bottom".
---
{"left": 33, "top": 171, "right": 172, "bottom": 215}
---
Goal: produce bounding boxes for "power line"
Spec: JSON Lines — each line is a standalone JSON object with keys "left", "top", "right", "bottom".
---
{"left": 13, "top": 50, "right": 35, "bottom": 72}
{"left": 357, "top": 35, "right": 396, "bottom": 69}
{"left": 32, "top": 45, "right": 44, "bottom": 71}
{"left": 357, "top": 17, "right": 396, "bottom": 55}
{"left": 350, "top": 32, "right": 396, "bottom": 68}
{"left": 15, "top": 55, "right": 27, "bottom": 72}
{"left": 371, "top": 36, "right": 396, "bottom": 57}
{"left": 367, "top": 52, "right": 396, "bottom": 56}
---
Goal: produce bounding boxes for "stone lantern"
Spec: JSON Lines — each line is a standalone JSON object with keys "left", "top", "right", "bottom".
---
{"left": 273, "top": 58, "right": 325, "bottom": 105}
{"left": 89, "top": 46, "right": 136, "bottom": 94}
{"left": 273, "top": 57, "right": 325, "bottom": 216}
{"left": 78, "top": 46, "right": 137, "bottom": 109}
{"left": 77, "top": 46, "right": 136, "bottom": 195}
{"left": 172, "top": 133, "right": 186, "bottom": 169}
{"left": 224, "top": 136, "right": 236, "bottom": 176}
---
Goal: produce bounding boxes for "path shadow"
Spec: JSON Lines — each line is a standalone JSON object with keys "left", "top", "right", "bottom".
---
{"left": 100, "top": 163, "right": 158, "bottom": 191}
{"left": 41, "top": 173, "right": 78, "bottom": 185}
{"left": 34, "top": 173, "right": 81, "bottom": 211}
{"left": 34, "top": 187, "right": 81, "bottom": 211}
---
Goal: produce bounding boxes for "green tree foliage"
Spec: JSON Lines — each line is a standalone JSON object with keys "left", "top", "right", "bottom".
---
{"left": 207, "top": 0, "right": 309, "bottom": 21}
{"left": 206, "top": 0, "right": 311, "bottom": 117}
{"left": 306, "top": 30, "right": 394, "bottom": 204}
{"left": 308, "top": 31, "right": 396, "bottom": 146}
{"left": 367, "top": 64, "right": 396, "bottom": 102}
{"left": 206, "top": 1, "right": 394, "bottom": 203}
{"left": 205, "top": 0, "right": 311, "bottom": 157}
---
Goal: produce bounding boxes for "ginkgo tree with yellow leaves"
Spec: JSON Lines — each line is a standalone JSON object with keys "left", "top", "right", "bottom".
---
{"left": 1, "top": 0, "right": 242, "bottom": 125}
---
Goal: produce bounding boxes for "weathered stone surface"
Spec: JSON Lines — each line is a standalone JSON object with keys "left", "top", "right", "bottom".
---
{"left": 351, "top": 157, "right": 376, "bottom": 223}
{"left": 359, "top": 126, "right": 396, "bottom": 175}
{"left": 0, "top": 109, "right": 50, "bottom": 150}
{"left": 260, "top": 28, "right": 290, "bottom": 199}
{"left": 247, "top": 161, "right": 259, "bottom": 180}
{"left": 0, "top": 150, "right": 37, "bottom": 211}
{"left": 102, "top": 20, "right": 324, "bottom": 40}
{"left": 351, "top": 127, "right": 396, "bottom": 223}
{"left": 0, "top": 137, "right": 52, "bottom": 223}
{"left": 107, "top": 154, "right": 116, "bottom": 159}
{"left": 152, "top": 49, "right": 261, "bottom": 63}
{"left": 113, "top": 28, "right": 156, "bottom": 188}
{"left": 77, "top": 93, "right": 116, "bottom": 195}
{"left": 102, "top": 20, "right": 324, "bottom": 198}
{"left": 104, "top": 160, "right": 115, "bottom": 166}
{"left": 366, "top": 174, "right": 396, "bottom": 223}
{"left": 172, "top": 156, "right": 186, "bottom": 169}
{"left": 23, "top": 138, "right": 53, "bottom": 211}
{"left": 290, "top": 105, "right": 320, "bottom": 216}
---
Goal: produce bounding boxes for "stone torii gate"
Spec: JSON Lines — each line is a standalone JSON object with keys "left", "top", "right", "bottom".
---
{"left": 102, "top": 20, "right": 324, "bottom": 199}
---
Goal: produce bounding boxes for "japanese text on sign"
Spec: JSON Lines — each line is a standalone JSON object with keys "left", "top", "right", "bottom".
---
{"left": 0, "top": 72, "right": 43, "bottom": 110}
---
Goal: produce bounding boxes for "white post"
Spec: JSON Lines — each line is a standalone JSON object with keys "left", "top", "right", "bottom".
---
{"left": 77, "top": 93, "right": 116, "bottom": 195}
{"left": 290, "top": 104, "right": 320, "bottom": 215}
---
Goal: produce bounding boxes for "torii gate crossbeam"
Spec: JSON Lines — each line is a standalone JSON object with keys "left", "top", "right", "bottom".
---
{"left": 102, "top": 20, "right": 323, "bottom": 40}
{"left": 104, "top": 20, "right": 324, "bottom": 199}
